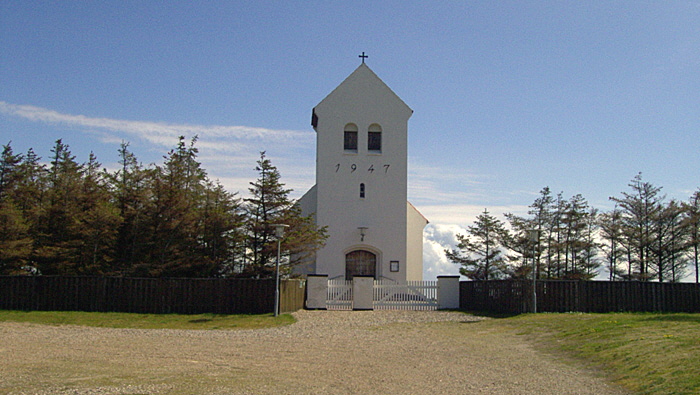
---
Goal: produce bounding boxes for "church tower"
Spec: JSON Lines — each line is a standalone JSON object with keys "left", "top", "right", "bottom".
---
{"left": 298, "top": 61, "right": 427, "bottom": 282}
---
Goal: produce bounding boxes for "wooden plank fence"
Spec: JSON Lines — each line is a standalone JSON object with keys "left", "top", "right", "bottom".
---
{"left": 460, "top": 280, "right": 700, "bottom": 314}
{"left": 0, "top": 276, "right": 306, "bottom": 315}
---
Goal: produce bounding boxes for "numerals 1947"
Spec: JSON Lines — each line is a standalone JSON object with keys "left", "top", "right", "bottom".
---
{"left": 335, "top": 164, "right": 390, "bottom": 173}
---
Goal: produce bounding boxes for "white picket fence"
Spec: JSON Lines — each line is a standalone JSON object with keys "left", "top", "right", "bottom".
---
{"left": 327, "top": 279, "right": 353, "bottom": 310}
{"left": 373, "top": 280, "right": 438, "bottom": 311}
{"left": 326, "top": 279, "right": 438, "bottom": 311}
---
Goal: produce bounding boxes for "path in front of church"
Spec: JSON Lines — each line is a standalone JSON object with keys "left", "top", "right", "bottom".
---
{"left": 1, "top": 310, "right": 629, "bottom": 394}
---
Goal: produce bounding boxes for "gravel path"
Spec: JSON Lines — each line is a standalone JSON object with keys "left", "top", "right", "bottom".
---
{"left": 0, "top": 310, "right": 628, "bottom": 394}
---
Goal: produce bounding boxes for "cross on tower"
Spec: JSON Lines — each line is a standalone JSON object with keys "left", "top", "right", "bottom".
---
{"left": 359, "top": 52, "right": 368, "bottom": 64}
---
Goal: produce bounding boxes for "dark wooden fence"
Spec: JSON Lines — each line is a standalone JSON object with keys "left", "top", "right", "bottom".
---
{"left": 460, "top": 280, "right": 700, "bottom": 314}
{"left": 0, "top": 276, "right": 306, "bottom": 315}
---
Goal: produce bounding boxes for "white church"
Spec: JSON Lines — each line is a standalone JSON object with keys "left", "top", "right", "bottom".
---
{"left": 297, "top": 60, "right": 428, "bottom": 282}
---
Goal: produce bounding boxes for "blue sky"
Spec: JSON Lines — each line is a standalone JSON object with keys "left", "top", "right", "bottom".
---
{"left": 2, "top": 1, "right": 699, "bottom": 279}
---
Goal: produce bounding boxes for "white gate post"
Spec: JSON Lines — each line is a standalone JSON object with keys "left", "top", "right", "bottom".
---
{"left": 438, "top": 276, "right": 460, "bottom": 309}
{"left": 306, "top": 274, "right": 328, "bottom": 310}
{"left": 352, "top": 276, "right": 374, "bottom": 310}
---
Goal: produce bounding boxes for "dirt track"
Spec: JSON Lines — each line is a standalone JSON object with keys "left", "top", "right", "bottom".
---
{"left": 0, "top": 310, "right": 628, "bottom": 394}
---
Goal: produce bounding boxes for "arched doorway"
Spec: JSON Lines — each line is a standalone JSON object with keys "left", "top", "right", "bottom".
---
{"left": 345, "top": 250, "right": 377, "bottom": 280}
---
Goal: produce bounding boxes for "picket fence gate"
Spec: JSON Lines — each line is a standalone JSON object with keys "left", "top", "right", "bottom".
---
{"left": 326, "top": 279, "right": 438, "bottom": 311}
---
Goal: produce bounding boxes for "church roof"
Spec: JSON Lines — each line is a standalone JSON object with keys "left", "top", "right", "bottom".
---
{"left": 313, "top": 63, "right": 413, "bottom": 121}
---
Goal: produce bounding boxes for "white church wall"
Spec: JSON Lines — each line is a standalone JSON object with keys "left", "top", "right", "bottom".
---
{"left": 312, "top": 64, "right": 412, "bottom": 282}
{"left": 406, "top": 202, "right": 428, "bottom": 281}
{"left": 296, "top": 64, "right": 427, "bottom": 283}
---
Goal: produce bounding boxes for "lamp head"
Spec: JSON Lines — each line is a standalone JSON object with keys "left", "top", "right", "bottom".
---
{"left": 526, "top": 229, "right": 539, "bottom": 242}
{"left": 271, "top": 224, "right": 289, "bottom": 238}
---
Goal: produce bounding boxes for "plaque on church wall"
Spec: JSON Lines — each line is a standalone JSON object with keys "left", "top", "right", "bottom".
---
{"left": 390, "top": 261, "right": 399, "bottom": 272}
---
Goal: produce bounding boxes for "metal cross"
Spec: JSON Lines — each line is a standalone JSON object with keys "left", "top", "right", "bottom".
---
{"left": 359, "top": 52, "right": 368, "bottom": 63}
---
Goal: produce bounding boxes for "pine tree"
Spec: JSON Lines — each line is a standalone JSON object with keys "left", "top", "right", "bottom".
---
{"left": 599, "top": 206, "right": 627, "bottom": 280}
{"left": 446, "top": 209, "right": 512, "bottom": 280}
{"left": 561, "top": 194, "right": 592, "bottom": 279}
{"left": 0, "top": 143, "right": 33, "bottom": 273}
{"left": 0, "top": 142, "right": 23, "bottom": 200}
{"left": 72, "top": 152, "right": 121, "bottom": 274}
{"left": 0, "top": 199, "right": 32, "bottom": 274}
{"left": 33, "top": 140, "right": 85, "bottom": 274}
{"left": 144, "top": 136, "right": 209, "bottom": 277}
{"left": 650, "top": 200, "right": 689, "bottom": 282}
{"left": 108, "top": 142, "right": 150, "bottom": 274}
{"left": 610, "top": 173, "right": 664, "bottom": 280}
{"left": 684, "top": 190, "right": 700, "bottom": 283}
{"left": 504, "top": 187, "right": 554, "bottom": 279}
{"left": 242, "top": 152, "right": 327, "bottom": 278}
{"left": 200, "top": 180, "right": 245, "bottom": 276}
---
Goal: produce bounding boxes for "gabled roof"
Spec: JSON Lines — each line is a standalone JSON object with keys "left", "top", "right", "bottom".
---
{"left": 314, "top": 63, "right": 413, "bottom": 119}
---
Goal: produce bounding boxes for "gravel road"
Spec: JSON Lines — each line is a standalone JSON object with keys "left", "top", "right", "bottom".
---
{"left": 0, "top": 310, "right": 628, "bottom": 394}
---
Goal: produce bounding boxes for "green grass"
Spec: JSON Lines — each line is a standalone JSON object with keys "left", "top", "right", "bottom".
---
{"left": 473, "top": 312, "right": 700, "bottom": 395}
{"left": 0, "top": 310, "right": 295, "bottom": 330}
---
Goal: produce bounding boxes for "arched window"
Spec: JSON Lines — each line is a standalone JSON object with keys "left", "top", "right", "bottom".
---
{"left": 344, "top": 123, "right": 358, "bottom": 152}
{"left": 345, "top": 250, "right": 376, "bottom": 279}
{"left": 360, "top": 183, "right": 365, "bottom": 198}
{"left": 368, "top": 124, "right": 382, "bottom": 152}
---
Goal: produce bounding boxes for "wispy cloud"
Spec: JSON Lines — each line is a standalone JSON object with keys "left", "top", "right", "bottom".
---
{"left": 0, "top": 101, "right": 314, "bottom": 152}
{"left": 0, "top": 100, "right": 316, "bottom": 195}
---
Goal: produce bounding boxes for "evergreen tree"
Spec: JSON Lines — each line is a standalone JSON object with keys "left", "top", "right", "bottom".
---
{"left": 579, "top": 207, "right": 601, "bottom": 280}
{"left": 0, "top": 142, "right": 23, "bottom": 200}
{"left": 201, "top": 180, "right": 245, "bottom": 276}
{"left": 610, "top": 173, "right": 664, "bottom": 280}
{"left": 0, "top": 199, "right": 32, "bottom": 274}
{"left": 684, "top": 190, "right": 700, "bottom": 283}
{"left": 599, "top": 206, "right": 627, "bottom": 280}
{"left": 33, "top": 140, "right": 85, "bottom": 274}
{"left": 108, "top": 142, "right": 150, "bottom": 274}
{"left": 446, "top": 209, "right": 512, "bottom": 280}
{"left": 650, "top": 200, "right": 689, "bottom": 282}
{"left": 143, "top": 136, "right": 209, "bottom": 277}
{"left": 505, "top": 187, "right": 555, "bottom": 279}
{"left": 242, "top": 152, "right": 327, "bottom": 278}
{"left": 560, "top": 194, "right": 593, "bottom": 279}
{"left": 73, "top": 153, "right": 121, "bottom": 274}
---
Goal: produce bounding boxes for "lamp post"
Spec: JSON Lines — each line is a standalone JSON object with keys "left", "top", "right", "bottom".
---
{"left": 526, "top": 229, "right": 539, "bottom": 313}
{"left": 271, "top": 224, "right": 289, "bottom": 317}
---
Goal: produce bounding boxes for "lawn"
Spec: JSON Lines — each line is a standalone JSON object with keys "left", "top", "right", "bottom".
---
{"left": 0, "top": 310, "right": 295, "bottom": 330}
{"left": 474, "top": 312, "right": 700, "bottom": 395}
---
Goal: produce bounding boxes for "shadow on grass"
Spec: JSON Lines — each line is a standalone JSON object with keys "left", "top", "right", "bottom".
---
{"left": 458, "top": 310, "right": 523, "bottom": 319}
{"left": 188, "top": 318, "right": 213, "bottom": 323}
{"left": 641, "top": 314, "right": 700, "bottom": 323}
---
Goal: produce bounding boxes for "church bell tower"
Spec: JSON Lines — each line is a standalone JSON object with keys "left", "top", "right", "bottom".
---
{"left": 298, "top": 59, "right": 427, "bottom": 282}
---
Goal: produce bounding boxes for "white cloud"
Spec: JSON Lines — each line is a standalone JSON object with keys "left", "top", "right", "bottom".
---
{"left": 0, "top": 101, "right": 313, "bottom": 149}
{"left": 422, "top": 223, "right": 466, "bottom": 280}
{"left": 0, "top": 101, "right": 316, "bottom": 196}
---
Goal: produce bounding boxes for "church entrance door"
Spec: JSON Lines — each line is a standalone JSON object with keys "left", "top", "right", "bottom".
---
{"left": 345, "top": 250, "right": 376, "bottom": 280}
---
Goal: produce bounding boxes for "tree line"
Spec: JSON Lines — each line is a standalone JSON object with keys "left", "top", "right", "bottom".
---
{"left": 447, "top": 175, "right": 700, "bottom": 283}
{"left": 0, "top": 137, "right": 326, "bottom": 278}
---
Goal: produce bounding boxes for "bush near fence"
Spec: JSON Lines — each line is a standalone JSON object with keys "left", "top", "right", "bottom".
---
{"left": 460, "top": 280, "right": 700, "bottom": 314}
{"left": 0, "top": 276, "right": 306, "bottom": 315}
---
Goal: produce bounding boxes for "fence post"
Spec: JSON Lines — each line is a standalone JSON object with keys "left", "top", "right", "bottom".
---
{"left": 305, "top": 275, "right": 328, "bottom": 310}
{"left": 352, "top": 276, "right": 374, "bottom": 310}
{"left": 437, "top": 276, "right": 460, "bottom": 309}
